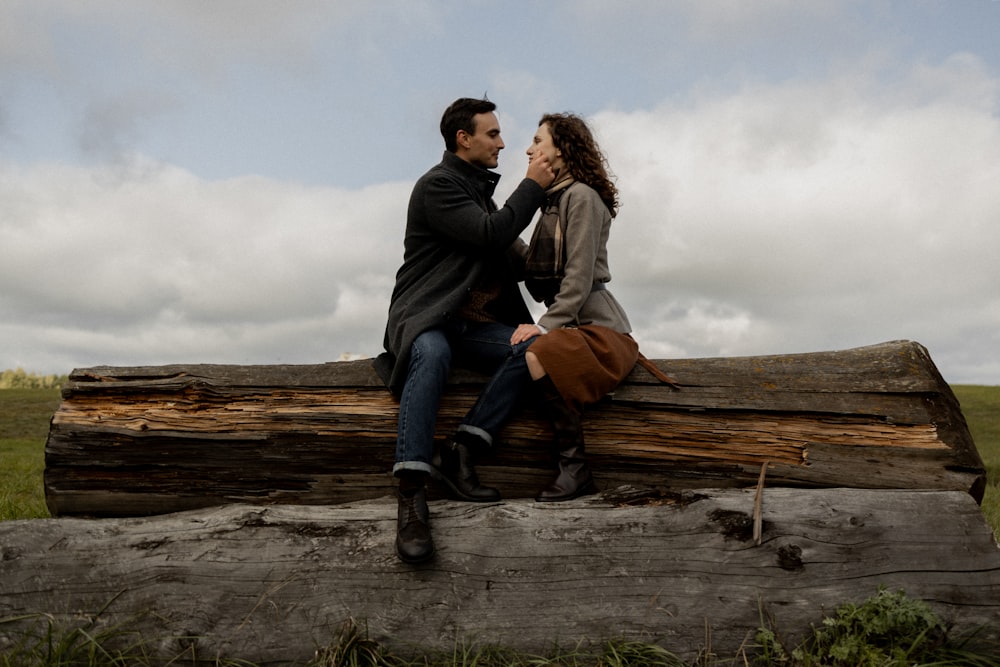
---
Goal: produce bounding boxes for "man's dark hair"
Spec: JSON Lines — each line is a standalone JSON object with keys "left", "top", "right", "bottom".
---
{"left": 440, "top": 97, "right": 496, "bottom": 153}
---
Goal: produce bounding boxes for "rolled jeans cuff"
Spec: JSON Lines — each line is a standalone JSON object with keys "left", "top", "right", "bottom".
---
{"left": 393, "top": 460, "right": 435, "bottom": 477}
{"left": 456, "top": 424, "right": 493, "bottom": 448}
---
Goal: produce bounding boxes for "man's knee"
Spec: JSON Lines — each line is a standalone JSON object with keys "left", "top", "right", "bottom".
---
{"left": 410, "top": 330, "right": 452, "bottom": 377}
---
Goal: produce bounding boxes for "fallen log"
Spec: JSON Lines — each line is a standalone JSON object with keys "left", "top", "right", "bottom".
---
{"left": 44, "top": 340, "right": 986, "bottom": 517}
{"left": 2, "top": 488, "right": 998, "bottom": 664}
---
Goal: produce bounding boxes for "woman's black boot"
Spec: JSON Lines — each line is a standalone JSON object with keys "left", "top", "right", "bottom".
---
{"left": 535, "top": 376, "right": 598, "bottom": 502}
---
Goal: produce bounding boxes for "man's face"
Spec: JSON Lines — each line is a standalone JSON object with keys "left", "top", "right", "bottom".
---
{"left": 459, "top": 112, "right": 504, "bottom": 169}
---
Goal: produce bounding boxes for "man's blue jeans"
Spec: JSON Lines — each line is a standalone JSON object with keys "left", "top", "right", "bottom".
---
{"left": 393, "top": 319, "right": 534, "bottom": 476}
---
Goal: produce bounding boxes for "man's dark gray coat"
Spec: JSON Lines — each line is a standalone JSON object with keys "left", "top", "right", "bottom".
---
{"left": 374, "top": 151, "right": 546, "bottom": 394}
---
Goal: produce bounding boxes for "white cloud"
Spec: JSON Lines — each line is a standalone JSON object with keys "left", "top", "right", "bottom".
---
{"left": 595, "top": 56, "right": 1000, "bottom": 381}
{"left": 3, "top": 2, "right": 1000, "bottom": 386}
{"left": 4, "top": 52, "right": 1000, "bottom": 383}
{"left": 0, "top": 156, "right": 406, "bottom": 371}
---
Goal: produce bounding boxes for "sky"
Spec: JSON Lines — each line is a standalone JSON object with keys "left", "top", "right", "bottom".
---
{"left": 2, "top": 0, "right": 999, "bottom": 385}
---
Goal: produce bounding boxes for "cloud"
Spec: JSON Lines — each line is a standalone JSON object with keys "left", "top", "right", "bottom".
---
{"left": 77, "top": 94, "right": 180, "bottom": 160}
{"left": 2, "top": 3, "right": 999, "bottom": 385}
{"left": 0, "top": 1, "right": 446, "bottom": 187}
{"left": 0, "top": 3, "right": 58, "bottom": 73}
{"left": 594, "top": 55, "right": 1000, "bottom": 381}
{"left": 5, "top": 52, "right": 1000, "bottom": 383}
{"left": 0, "top": 155, "right": 405, "bottom": 371}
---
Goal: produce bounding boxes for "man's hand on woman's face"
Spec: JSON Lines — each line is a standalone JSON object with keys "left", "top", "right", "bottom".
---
{"left": 526, "top": 153, "right": 555, "bottom": 188}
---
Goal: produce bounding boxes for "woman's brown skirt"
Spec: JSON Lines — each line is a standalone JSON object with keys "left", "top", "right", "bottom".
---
{"left": 529, "top": 324, "right": 639, "bottom": 411}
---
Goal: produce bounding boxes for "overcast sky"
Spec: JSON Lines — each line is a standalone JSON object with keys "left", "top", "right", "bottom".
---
{"left": 2, "top": 1, "right": 999, "bottom": 385}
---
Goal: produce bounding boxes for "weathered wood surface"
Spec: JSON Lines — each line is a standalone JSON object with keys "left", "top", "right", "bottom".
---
{"left": 2, "top": 488, "right": 999, "bottom": 664}
{"left": 44, "top": 340, "right": 986, "bottom": 517}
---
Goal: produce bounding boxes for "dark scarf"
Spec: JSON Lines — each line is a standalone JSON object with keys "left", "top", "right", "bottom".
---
{"left": 525, "top": 177, "right": 575, "bottom": 304}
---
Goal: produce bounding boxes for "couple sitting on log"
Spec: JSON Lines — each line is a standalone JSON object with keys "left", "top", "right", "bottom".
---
{"left": 374, "top": 97, "right": 649, "bottom": 564}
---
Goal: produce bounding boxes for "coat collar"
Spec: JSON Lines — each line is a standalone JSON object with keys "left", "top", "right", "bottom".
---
{"left": 441, "top": 151, "right": 501, "bottom": 193}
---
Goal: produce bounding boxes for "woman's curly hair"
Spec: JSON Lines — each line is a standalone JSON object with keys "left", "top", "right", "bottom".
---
{"left": 540, "top": 113, "right": 620, "bottom": 217}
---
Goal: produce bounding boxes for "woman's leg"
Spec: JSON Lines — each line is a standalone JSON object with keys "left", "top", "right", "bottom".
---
{"left": 533, "top": 373, "right": 596, "bottom": 502}
{"left": 526, "top": 350, "right": 548, "bottom": 380}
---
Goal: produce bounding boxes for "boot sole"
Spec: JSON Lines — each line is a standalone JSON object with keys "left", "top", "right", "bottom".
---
{"left": 535, "top": 482, "right": 598, "bottom": 503}
{"left": 396, "top": 544, "right": 435, "bottom": 564}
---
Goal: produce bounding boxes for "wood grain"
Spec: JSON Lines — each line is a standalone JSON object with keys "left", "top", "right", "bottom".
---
{"left": 43, "top": 340, "right": 986, "bottom": 517}
{"left": 2, "top": 488, "right": 998, "bottom": 664}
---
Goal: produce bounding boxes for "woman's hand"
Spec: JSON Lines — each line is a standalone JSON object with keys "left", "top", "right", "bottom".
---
{"left": 511, "top": 323, "right": 542, "bottom": 345}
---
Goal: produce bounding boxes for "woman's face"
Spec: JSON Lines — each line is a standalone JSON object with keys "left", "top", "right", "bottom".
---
{"left": 527, "top": 123, "right": 565, "bottom": 174}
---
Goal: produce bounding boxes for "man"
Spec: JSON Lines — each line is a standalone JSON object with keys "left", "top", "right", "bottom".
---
{"left": 374, "top": 97, "right": 555, "bottom": 563}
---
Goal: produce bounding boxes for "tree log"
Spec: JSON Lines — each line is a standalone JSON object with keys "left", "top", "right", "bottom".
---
{"left": 2, "top": 489, "right": 998, "bottom": 664}
{"left": 44, "top": 340, "right": 986, "bottom": 517}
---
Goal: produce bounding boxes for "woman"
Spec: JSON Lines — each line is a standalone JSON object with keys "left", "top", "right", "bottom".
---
{"left": 510, "top": 113, "right": 638, "bottom": 502}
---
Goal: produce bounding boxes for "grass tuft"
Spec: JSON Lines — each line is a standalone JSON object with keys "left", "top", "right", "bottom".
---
{"left": 311, "top": 618, "right": 408, "bottom": 666}
{"left": 752, "top": 586, "right": 1000, "bottom": 667}
{"left": 0, "top": 611, "right": 148, "bottom": 667}
{"left": 596, "top": 638, "right": 685, "bottom": 666}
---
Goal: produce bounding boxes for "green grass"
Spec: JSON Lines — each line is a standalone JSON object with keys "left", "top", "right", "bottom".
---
{"left": 3, "top": 607, "right": 996, "bottom": 667}
{"left": 0, "top": 388, "right": 60, "bottom": 520}
{"left": 952, "top": 385, "right": 1000, "bottom": 540}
